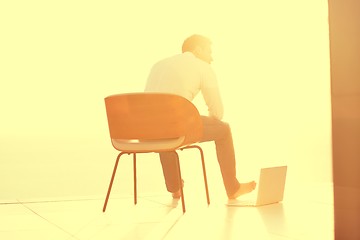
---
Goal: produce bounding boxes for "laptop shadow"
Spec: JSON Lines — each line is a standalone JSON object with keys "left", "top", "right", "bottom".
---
{"left": 257, "top": 203, "right": 288, "bottom": 234}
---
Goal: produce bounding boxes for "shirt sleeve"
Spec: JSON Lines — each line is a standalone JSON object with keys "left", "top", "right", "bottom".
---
{"left": 200, "top": 66, "right": 224, "bottom": 120}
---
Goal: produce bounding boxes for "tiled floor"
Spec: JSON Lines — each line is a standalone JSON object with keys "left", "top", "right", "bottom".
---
{"left": 0, "top": 180, "right": 334, "bottom": 240}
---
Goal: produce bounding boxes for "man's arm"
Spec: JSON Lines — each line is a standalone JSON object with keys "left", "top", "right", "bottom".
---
{"left": 201, "top": 67, "right": 224, "bottom": 120}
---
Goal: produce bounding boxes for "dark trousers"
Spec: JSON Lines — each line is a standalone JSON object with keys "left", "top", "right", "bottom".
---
{"left": 159, "top": 116, "right": 240, "bottom": 197}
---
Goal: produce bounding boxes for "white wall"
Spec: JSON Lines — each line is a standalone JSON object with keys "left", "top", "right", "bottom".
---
{"left": 0, "top": 0, "right": 331, "bottom": 201}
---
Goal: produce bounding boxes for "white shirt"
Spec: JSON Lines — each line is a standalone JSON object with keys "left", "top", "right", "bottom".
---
{"left": 145, "top": 52, "right": 224, "bottom": 120}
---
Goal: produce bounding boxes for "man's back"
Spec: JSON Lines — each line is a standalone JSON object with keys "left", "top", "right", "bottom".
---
{"left": 145, "top": 52, "right": 223, "bottom": 119}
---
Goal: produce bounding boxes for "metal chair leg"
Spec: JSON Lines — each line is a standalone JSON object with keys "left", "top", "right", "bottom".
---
{"left": 176, "top": 156, "right": 186, "bottom": 213}
{"left": 103, "top": 152, "right": 128, "bottom": 212}
{"left": 133, "top": 153, "right": 137, "bottom": 205}
{"left": 196, "top": 146, "right": 210, "bottom": 205}
{"left": 180, "top": 145, "right": 210, "bottom": 205}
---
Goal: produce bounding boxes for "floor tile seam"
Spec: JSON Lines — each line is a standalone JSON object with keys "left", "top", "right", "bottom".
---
{"left": 140, "top": 197, "right": 179, "bottom": 208}
{"left": 1, "top": 193, "right": 138, "bottom": 203}
{"left": 68, "top": 221, "right": 109, "bottom": 240}
{"left": 143, "top": 208, "right": 183, "bottom": 240}
{"left": 6, "top": 195, "right": 133, "bottom": 205}
{"left": 18, "top": 200, "right": 110, "bottom": 239}
{"left": 17, "top": 200, "right": 81, "bottom": 240}
{"left": 268, "top": 232, "right": 303, "bottom": 240}
{"left": 0, "top": 201, "right": 22, "bottom": 205}
{"left": 82, "top": 210, "right": 181, "bottom": 240}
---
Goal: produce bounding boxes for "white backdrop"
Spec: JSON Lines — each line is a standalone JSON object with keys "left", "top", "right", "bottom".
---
{"left": 0, "top": 0, "right": 331, "bottom": 201}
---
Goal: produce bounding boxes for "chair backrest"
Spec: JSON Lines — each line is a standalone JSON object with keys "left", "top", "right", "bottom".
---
{"left": 104, "top": 93, "right": 203, "bottom": 147}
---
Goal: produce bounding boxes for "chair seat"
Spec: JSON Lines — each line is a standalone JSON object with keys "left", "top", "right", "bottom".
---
{"left": 111, "top": 136, "right": 186, "bottom": 152}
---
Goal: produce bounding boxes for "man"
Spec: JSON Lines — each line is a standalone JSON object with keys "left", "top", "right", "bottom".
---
{"left": 145, "top": 34, "right": 256, "bottom": 199}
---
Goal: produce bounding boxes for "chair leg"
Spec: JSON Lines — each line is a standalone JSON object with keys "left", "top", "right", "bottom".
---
{"left": 133, "top": 153, "right": 137, "bottom": 205}
{"left": 181, "top": 145, "right": 210, "bottom": 205}
{"left": 175, "top": 152, "right": 186, "bottom": 213}
{"left": 103, "top": 152, "right": 128, "bottom": 212}
{"left": 196, "top": 146, "right": 210, "bottom": 205}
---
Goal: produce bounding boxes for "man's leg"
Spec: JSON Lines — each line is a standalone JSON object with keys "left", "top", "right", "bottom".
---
{"left": 200, "top": 116, "right": 241, "bottom": 197}
{"left": 159, "top": 151, "right": 180, "bottom": 193}
{"left": 201, "top": 116, "right": 256, "bottom": 198}
{"left": 159, "top": 117, "right": 255, "bottom": 199}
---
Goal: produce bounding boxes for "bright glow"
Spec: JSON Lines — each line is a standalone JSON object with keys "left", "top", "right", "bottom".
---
{"left": 0, "top": 0, "right": 331, "bottom": 200}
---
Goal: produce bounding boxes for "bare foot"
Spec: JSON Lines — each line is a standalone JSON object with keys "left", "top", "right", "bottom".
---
{"left": 172, "top": 190, "right": 181, "bottom": 199}
{"left": 172, "top": 180, "right": 184, "bottom": 199}
{"left": 228, "top": 181, "right": 257, "bottom": 199}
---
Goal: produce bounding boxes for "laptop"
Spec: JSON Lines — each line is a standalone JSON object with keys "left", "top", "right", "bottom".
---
{"left": 227, "top": 166, "right": 287, "bottom": 207}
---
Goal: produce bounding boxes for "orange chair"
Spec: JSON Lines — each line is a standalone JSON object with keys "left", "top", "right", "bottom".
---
{"left": 102, "top": 93, "right": 210, "bottom": 213}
